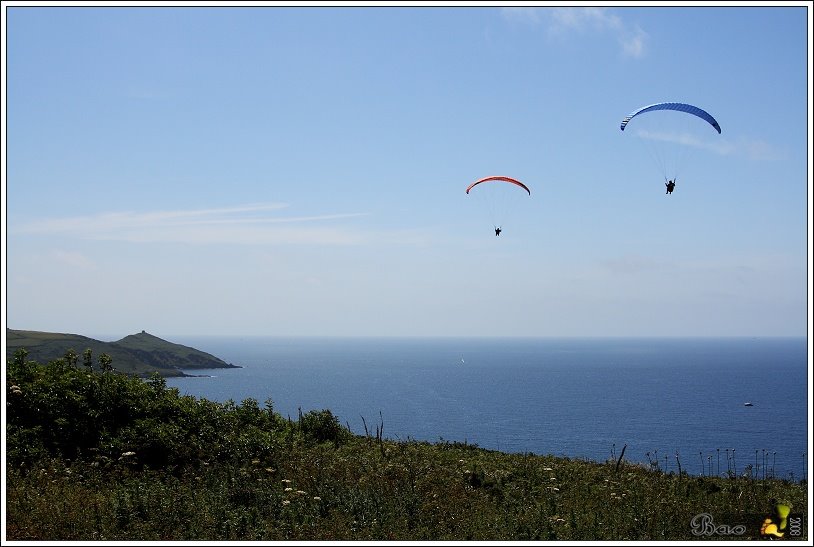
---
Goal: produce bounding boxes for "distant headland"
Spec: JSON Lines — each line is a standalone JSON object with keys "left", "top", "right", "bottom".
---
{"left": 5, "top": 328, "right": 241, "bottom": 377}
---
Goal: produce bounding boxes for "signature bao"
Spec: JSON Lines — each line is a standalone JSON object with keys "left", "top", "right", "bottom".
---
{"left": 690, "top": 513, "right": 746, "bottom": 537}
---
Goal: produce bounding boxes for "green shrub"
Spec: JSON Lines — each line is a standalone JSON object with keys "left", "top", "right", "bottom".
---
{"left": 299, "top": 409, "right": 351, "bottom": 445}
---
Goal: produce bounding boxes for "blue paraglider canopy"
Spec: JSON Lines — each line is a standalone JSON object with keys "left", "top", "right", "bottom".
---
{"left": 620, "top": 102, "right": 721, "bottom": 134}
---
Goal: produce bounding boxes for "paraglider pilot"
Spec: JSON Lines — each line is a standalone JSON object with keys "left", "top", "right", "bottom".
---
{"left": 665, "top": 178, "right": 676, "bottom": 195}
{"left": 494, "top": 226, "right": 502, "bottom": 236}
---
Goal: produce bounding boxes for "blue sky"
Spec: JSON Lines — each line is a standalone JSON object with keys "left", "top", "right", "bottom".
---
{"left": 3, "top": 3, "right": 811, "bottom": 339}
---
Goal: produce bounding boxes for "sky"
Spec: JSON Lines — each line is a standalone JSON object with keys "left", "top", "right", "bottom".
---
{"left": 2, "top": 2, "right": 812, "bottom": 339}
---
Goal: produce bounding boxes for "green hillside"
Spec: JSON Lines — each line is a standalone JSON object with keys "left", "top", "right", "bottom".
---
{"left": 5, "top": 352, "right": 808, "bottom": 541}
{"left": 6, "top": 329, "right": 239, "bottom": 377}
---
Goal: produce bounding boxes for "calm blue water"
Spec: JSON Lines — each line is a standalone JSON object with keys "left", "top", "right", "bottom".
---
{"left": 166, "top": 336, "right": 810, "bottom": 481}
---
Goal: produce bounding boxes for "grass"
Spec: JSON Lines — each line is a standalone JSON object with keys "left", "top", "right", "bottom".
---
{"left": 5, "top": 349, "right": 809, "bottom": 541}
{"left": 6, "top": 441, "right": 808, "bottom": 541}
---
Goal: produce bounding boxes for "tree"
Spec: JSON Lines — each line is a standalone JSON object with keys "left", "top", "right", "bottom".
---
{"left": 99, "top": 353, "right": 113, "bottom": 373}
{"left": 64, "top": 349, "right": 79, "bottom": 368}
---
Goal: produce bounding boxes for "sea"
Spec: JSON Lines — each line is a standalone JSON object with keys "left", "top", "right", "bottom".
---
{"left": 165, "top": 336, "right": 810, "bottom": 481}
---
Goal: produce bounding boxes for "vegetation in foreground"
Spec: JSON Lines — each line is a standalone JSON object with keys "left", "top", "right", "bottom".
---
{"left": 5, "top": 349, "right": 809, "bottom": 541}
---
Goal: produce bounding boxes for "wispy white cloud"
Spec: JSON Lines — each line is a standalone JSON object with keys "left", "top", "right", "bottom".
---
{"left": 599, "top": 253, "right": 672, "bottom": 276}
{"left": 502, "top": 7, "right": 648, "bottom": 58}
{"left": 633, "top": 129, "right": 787, "bottom": 160}
{"left": 731, "top": 137, "right": 788, "bottom": 161}
{"left": 51, "top": 250, "right": 97, "bottom": 271}
{"left": 15, "top": 203, "right": 372, "bottom": 246}
{"left": 618, "top": 25, "right": 647, "bottom": 58}
{"left": 633, "top": 128, "right": 721, "bottom": 152}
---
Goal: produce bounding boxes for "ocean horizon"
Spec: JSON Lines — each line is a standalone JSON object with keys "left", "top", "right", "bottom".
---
{"left": 165, "top": 336, "right": 810, "bottom": 481}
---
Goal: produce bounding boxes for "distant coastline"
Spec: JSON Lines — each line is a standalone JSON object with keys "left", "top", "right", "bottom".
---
{"left": 5, "top": 328, "right": 241, "bottom": 378}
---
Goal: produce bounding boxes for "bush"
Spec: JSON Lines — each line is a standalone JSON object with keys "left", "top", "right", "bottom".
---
{"left": 299, "top": 409, "right": 350, "bottom": 445}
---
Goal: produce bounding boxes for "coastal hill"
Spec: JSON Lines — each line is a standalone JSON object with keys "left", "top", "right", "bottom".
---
{"left": 5, "top": 329, "right": 240, "bottom": 377}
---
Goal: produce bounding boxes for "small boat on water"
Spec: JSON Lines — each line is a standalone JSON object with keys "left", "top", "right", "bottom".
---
{"left": 743, "top": 402, "right": 754, "bottom": 407}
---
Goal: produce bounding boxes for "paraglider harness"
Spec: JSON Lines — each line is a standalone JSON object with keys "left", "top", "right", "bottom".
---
{"left": 665, "top": 178, "right": 676, "bottom": 195}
